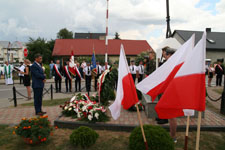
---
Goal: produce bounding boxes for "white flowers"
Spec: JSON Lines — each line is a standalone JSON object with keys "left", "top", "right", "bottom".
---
{"left": 61, "top": 93, "right": 107, "bottom": 122}
{"left": 95, "top": 113, "right": 99, "bottom": 119}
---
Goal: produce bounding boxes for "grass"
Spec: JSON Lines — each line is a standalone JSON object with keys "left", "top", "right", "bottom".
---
{"left": 21, "top": 98, "right": 70, "bottom": 107}
{"left": 1, "top": 125, "right": 225, "bottom": 150}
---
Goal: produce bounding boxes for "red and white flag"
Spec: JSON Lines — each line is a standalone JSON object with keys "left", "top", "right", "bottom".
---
{"left": 109, "top": 45, "right": 139, "bottom": 120}
{"left": 136, "top": 34, "right": 195, "bottom": 101}
{"left": 155, "top": 32, "right": 206, "bottom": 119}
{"left": 69, "top": 51, "right": 77, "bottom": 76}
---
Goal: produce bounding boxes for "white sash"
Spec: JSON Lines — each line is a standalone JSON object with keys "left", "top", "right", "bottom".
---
{"left": 64, "top": 66, "right": 72, "bottom": 80}
{"left": 54, "top": 64, "right": 62, "bottom": 79}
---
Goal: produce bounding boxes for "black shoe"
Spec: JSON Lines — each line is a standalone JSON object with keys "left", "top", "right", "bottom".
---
{"left": 157, "top": 119, "right": 168, "bottom": 124}
{"left": 41, "top": 111, "right": 47, "bottom": 114}
{"left": 155, "top": 118, "right": 160, "bottom": 121}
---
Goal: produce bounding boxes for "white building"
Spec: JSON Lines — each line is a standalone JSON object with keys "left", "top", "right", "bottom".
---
{"left": 0, "top": 41, "right": 26, "bottom": 64}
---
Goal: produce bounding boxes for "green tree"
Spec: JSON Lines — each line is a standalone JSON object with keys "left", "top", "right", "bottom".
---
{"left": 57, "top": 28, "right": 73, "bottom": 39}
{"left": 114, "top": 32, "right": 121, "bottom": 39}
{"left": 26, "top": 37, "right": 53, "bottom": 64}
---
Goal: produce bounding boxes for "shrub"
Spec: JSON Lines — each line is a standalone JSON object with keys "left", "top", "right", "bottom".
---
{"left": 70, "top": 126, "right": 99, "bottom": 148}
{"left": 13, "top": 115, "right": 54, "bottom": 145}
{"left": 43, "top": 64, "right": 50, "bottom": 79}
{"left": 129, "top": 125, "right": 174, "bottom": 150}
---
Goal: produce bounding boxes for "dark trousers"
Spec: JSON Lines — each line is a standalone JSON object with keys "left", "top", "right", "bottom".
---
{"left": 132, "top": 74, "right": 136, "bottom": 83}
{"left": 20, "top": 76, "right": 24, "bottom": 84}
{"left": 33, "top": 88, "right": 43, "bottom": 114}
{"left": 65, "top": 78, "right": 71, "bottom": 92}
{"left": 216, "top": 75, "right": 223, "bottom": 86}
{"left": 95, "top": 74, "right": 101, "bottom": 90}
{"left": 75, "top": 78, "right": 81, "bottom": 91}
{"left": 85, "top": 75, "right": 92, "bottom": 92}
{"left": 138, "top": 74, "right": 143, "bottom": 83}
{"left": 55, "top": 78, "right": 62, "bottom": 92}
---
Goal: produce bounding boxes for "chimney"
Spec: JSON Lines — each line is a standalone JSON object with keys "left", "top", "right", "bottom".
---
{"left": 206, "top": 28, "right": 211, "bottom": 32}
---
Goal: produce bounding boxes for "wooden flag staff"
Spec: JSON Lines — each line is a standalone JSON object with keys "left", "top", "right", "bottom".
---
{"left": 184, "top": 115, "right": 190, "bottom": 150}
{"left": 195, "top": 111, "right": 202, "bottom": 150}
{"left": 135, "top": 104, "right": 148, "bottom": 150}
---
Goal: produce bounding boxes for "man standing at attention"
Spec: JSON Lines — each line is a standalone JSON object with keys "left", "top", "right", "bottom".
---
{"left": 53, "top": 60, "right": 63, "bottom": 93}
{"left": 95, "top": 61, "right": 102, "bottom": 91}
{"left": 129, "top": 60, "right": 138, "bottom": 83}
{"left": 83, "top": 62, "right": 92, "bottom": 94}
{"left": 64, "top": 60, "right": 72, "bottom": 92}
{"left": 137, "top": 61, "right": 144, "bottom": 82}
{"left": 30, "top": 54, "right": 46, "bottom": 116}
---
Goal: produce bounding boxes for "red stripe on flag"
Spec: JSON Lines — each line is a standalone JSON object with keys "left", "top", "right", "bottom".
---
{"left": 121, "top": 73, "right": 139, "bottom": 109}
{"left": 147, "top": 63, "right": 183, "bottom": 101}
{"left": 155, "top": 74, "right": 205, "bottom": 119}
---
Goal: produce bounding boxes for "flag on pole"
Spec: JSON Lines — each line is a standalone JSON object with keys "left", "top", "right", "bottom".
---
{"left": 109, "top": 45, "right": 139, "bottom": 120}
{"left": 69, "top": 51, "right": 76, "bottom": 76}
{"left": 155, "top": 32, "right": 206, "bottom": 119}
{"left": 91, "top": 51, "right": 97, "bottom": 75}
{"left": 136, "top": 34, "right": 195, "bottom": 101}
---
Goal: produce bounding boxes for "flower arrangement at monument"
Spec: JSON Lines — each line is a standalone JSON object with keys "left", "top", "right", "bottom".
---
{"left": 60, "top": 93, "right": 109, "bottom": 123}
{"left": 13, "top": 115, "right": 54, "bottom": 145}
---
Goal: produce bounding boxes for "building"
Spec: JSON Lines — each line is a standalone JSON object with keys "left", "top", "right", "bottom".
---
{"left": 74, "top": 32, "right": 106, "bottom": 40}
{"left": 0, "top": 41, "right": 26, "bottom": 64}
{"left": 52, "top": 39, "right": 153, "bottom": 64}
{"left": 172, "top": 28, "right": 225, "bottom": 62}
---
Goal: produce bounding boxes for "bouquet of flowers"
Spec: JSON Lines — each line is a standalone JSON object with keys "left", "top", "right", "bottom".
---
{"left": 13, "top": 116, "right": 55, "bottom": 145}
{"left": 60, "top": 93, "right": 109, "bottom": 123}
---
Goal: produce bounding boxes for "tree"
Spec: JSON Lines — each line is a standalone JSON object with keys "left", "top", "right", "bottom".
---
{"left": 57, "top": 28, "right": 73, "bottom": 39}
{"left": 114, "top": 32, "right": 121, "bottom": 39}
{"left": 26, "top": 37, "right": 53, "bottom": 64}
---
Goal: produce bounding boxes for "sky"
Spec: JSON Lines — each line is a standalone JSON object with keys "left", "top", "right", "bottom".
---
{"left": 0, "top": 0, "right": 225, "bottom": 50}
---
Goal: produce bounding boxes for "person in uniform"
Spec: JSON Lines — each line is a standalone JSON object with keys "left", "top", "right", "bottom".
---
{"left": 75, "top": 63, "right": 82, "bottom": 92}
{"left": 215, "top": 59, "right": 224, "bottom": 86}
{"left": 64, "top": 60, "right": 72, "bottom": 92}
{"left": 137, "top": 61, "right": 144, "bottom": 82}
{"left": 83, "top": 62, "right": 92, "bottom": 93}
{"left": 95, "top": 61, "right": 102, "bottom": 91}
{"left": 129, "top": 60, "right": 138, "bottom": 83}
{"left": 145, "top": 51, "right": 156, "bottom": 76}
{"left": 102, "top": 62, "right": 110, "bottom": 72}
{"left": 3, "top": 61, "right": 13, "bottom": 85}
{"left": 53, "top": 60, "right": 63, "bottom": 93}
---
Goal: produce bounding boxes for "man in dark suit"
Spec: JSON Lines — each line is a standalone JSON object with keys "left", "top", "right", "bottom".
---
{"left": 83, "top": 62, "right": 92, "bottom": 94}
{"left": 53, "top": 60, "right": 63, "bottom": 93}
{"left": 64, "top": 61, "right": 72, "bottom": 92}
{"left": 215, "top": 59, "right": 224, "bottom": 86}
{"left": 75, "top": 63, "right": 82, "bottom": 92}
{"left": 30, "top": 53, "right": 46, "bottom": 116}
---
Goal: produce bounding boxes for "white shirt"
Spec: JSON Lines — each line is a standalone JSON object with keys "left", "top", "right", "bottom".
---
{"left": 129, "top": 65, "right": 138, "bottom": 74}
{"left": 102, "top": 65, "right": 110, "bottom": 71}
{"left": 83, "top": 66, "right": 92, "bottom": 76}
{"left": 137, "top": 65, "right": 144, "bottom": 75}
{"left": 96, "top": 65, "right": 103, "bottom": 74}
{"left": 81, "top": 62, "right": 87, "bottom": 69}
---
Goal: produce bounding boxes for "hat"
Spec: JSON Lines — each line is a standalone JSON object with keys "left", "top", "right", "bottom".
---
{"left": 166, "top": 47, "right": 176, "bottom": 55}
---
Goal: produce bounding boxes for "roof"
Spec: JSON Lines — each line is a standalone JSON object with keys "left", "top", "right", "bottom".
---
{"left": 172, "top": 30, "right": 225, "bottom": 50}
{"left": 74, "top": 33, "right": 106, "bottom": 39}
{"left": 52, "top": 39, "right": 153, "bottom": 56}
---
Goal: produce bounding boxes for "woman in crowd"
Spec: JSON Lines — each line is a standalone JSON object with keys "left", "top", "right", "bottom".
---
{"left": 20, "top": 59, "right": 32, "bottom": 100}
{"left": 208, "top": 64, "right": 215, "bottom": 87}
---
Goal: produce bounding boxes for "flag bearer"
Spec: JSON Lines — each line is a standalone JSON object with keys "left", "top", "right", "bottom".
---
{"left": 64, "top": 60, "right": 72, "bottom": 92}
{"left": 83, "top": 62, "right": 92, "bottom": 93}
{"left": 53, "top": 60, "right": 63, "bottom": 93}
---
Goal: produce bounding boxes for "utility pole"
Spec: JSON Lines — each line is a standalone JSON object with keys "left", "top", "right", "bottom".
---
{"left": 166, "top": 0, "right": 172, "bottom": 38}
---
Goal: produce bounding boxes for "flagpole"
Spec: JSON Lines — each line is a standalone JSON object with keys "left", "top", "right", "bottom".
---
{"left": 184, "top": 115, "right": 190, "bottom": 150}
{"left": 195, "top": 111, "right": 202, "bottom": 150}
{"left": 135, "top": 104, "right": 148, "bottom": 150}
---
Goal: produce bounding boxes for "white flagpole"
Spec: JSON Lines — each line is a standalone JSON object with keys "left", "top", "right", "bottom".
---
{"left": 105, "top": 0, "right": 109, "bottom": 63}
{"left": 184, "top": 115, "right": 190, "bottom": 150}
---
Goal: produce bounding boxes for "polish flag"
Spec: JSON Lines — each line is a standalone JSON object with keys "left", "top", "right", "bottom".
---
{"left": 155, "top": 32, "right": 206, "bottom": 119}
{"left": 136, "top": 34, "right": 195, "bottom": 101}
{"left": 109, "top": 45, "right": 139, "bottom": 120}
{"left": 69, "top": 51, "right": 76, "bottom": 76}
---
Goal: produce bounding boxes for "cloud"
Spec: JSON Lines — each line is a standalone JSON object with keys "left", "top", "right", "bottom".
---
{"left": 0, "top": 0, "right": 224, "bottom": 50}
